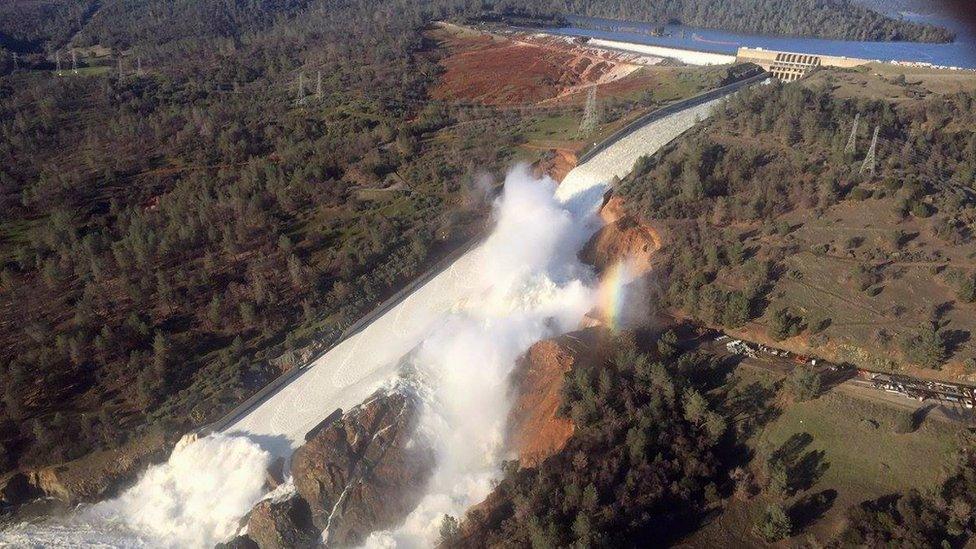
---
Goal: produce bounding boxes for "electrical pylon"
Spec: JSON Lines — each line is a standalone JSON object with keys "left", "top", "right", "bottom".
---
{"left": 845, "top": 112, "right": 860, "bottom": 154}
{"left": 71, "top": 50, "right": 78, "bottom": 74}
{"left": 316, "top": 71, "right": 322, "bottom": 100}
{"left": 578, "top": 85, "right": 598, "bottom": 138}
{"left": 860, "top": 125, "right": 880, "bottom": 176}
{"left": 55, "top": 51, "right": 61, "bottom": 76}
{"left": 296, "top": 72, "right": 306, "bottom": 105}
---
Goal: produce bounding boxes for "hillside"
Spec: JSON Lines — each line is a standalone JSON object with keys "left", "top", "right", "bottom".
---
{"left": 0, "top": 0, "right": 728, "bottom": 502}
{"left": 480, "top": 0, "right": 954, "bottom": 43}
{"left": 0, "top": 1, "right": 532, "bottom": 482}
{"left": 619, "top": 67, "right": 976, "bottom": 382}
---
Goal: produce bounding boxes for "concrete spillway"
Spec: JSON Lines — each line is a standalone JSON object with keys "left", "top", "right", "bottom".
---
{"left": 223, "top": 93, "right": 732, "bottom": 456}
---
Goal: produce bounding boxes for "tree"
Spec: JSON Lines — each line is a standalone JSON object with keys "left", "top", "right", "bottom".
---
{"left": 958, "top": 275, "right": 976, "bottom": 303}
{"left": 786, "top": 364, "right": 821, "bottom": 401}
{"left": 288, "top": 253, "right": 304, "bottom": 289}
{"left": 754, "top": 503, "right": 792, "bottom": 542}
{"left": 901, "top": 324, "right": 946, "bottom": 369}
{"left": 769, "top": 307, "right": 802, "bottom": 341}
{"left": 438, "top": 514, "right": 459, "bottom": 545}
{"left": 658, "top": 329, "right": 679, "bottom": 359}
{"left": 722, "top": 291, "right": 750, "bottom": 328}
{"left": 152, "top": 331, "right": 169, "bottom": 380}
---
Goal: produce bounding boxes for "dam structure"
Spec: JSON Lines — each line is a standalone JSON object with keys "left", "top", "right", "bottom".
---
{"left": 222, "top": 79, "right": 761, "bottom": 456}
{"left": 737, "top": 46, "right": 871, "bottom": 81}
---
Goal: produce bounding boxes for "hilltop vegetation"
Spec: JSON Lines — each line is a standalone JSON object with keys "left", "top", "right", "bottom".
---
{"left": 454, "top": 334, "right": 731, "bottom": 546}
{"left": 0, "top": 0, "right": 954, "bottom": 59}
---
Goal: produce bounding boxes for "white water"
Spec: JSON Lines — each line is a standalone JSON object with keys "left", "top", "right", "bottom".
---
{"left": 1, "top": 92, "right": 732, "bottom": 548}
{"left": 0, "top": 434, "right": 271, "bottom": 548}
{"left": 365, "top": 166, "right": 601, "bottom": 547}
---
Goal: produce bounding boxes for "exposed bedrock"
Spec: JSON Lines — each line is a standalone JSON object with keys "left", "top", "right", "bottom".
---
{"left": 236, "top": 390, "right": 433, "bottom": 548}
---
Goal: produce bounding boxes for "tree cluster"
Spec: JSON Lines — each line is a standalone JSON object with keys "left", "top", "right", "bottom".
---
{"left": 457, "top": 336, "right": 730, "bottom": 546}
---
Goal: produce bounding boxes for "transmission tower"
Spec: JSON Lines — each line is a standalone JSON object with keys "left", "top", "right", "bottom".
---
{"left": 12, "top": 53, "right": 18, "bottom": 71}
{"left": 315, "top": 71, "right": 322, "bottom": 100}
{"left": 860, "top": 125, "right": 880, "bottom": 176}
{"left": 55, "top": 51, "right": 62, "bottom": 76}
{"left": 71, "top": 50, "right": 78, "bottom": 74}
{"left": 845, "top": 112, "right": 860, "bottom": 154}
{"left": 578, "top": 85, "right": 598, "bottom": 138}
{"left": 296, "top": 72, "right": 306, "bottom": 105}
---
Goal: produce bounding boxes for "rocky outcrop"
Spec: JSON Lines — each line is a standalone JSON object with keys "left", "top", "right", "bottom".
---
{"left": 0, "top": 472, "right": 39, "bottom": 507}
{"left": 7, "top": 430, "right": 172, "bottom": 507}
{"left": 237, "top": 390, "right": 431, "bottom": 548}
{"left": 507, "top": 329, "right": 605, "bottom": 467}
{"left": 291, "top": 390, "right": 433, "bottom": 547}
{"left": 246, "top": 494, "right": 319, "bottom": 549}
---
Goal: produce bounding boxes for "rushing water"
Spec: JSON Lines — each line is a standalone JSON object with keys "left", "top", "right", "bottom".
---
{"left": 544, "top": 0, "right": 976, "bottom": 69}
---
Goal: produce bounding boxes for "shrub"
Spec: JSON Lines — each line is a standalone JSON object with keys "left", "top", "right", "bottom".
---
{"left": 958, "top": 275, "right": 976, "bottom": 303}
{"left": 894, "top": 411, "right": 916, "bottom": 434}
{"left": 911, "top": 201, "right": 934, "bottom": 218}
{"left": 754, "top": 504, "right": 792, "bottom": 542}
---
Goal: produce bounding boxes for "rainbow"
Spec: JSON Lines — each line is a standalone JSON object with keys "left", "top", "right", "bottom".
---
{"left": 598, "top": 261, "right": 633, "bottom": 331}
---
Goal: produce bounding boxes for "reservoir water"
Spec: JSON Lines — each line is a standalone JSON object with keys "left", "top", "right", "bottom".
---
{"left": 543, "top": 0, "right": 976, "bottom": 69}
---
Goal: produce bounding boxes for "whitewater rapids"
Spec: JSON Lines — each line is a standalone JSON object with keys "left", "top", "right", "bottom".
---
{"left": 0, "top": 94, "right": 728, "bottom": 548}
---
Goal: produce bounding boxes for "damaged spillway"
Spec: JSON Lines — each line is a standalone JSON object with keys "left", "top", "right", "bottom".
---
{"left": 0, "top": 90, "right": 737, "bottom": 548}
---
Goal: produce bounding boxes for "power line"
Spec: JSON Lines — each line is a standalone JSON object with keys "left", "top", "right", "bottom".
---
{"left": 860, "top": 125, "right": 880, "bottom": 176}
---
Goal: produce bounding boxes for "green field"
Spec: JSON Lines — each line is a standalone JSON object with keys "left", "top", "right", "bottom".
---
{"left": 684, "top": 365, "right": 963, "bottom": 547}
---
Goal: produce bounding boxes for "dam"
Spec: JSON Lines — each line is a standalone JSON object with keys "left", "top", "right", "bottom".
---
{"left": 736, "top": 46, "right": 871, "bottom": 81}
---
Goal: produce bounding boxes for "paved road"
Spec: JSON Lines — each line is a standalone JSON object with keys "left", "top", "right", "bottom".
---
{"left": 223, "top": 91, "right": 740, "bottom": 457}
{"left": 697, "top": 334, "right": 976, "bottom": 427}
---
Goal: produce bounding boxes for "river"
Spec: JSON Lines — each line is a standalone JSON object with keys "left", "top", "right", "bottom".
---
{"left": 543, "top": 0, "right": 976, "bottom": 69}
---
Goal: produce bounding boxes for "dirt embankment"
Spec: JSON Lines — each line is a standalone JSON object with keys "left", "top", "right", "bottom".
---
{"left": 581, "top": 195, "right": 663, "bottom": 277}
{"left": 531, "top": 148, "right": 577, "bottom": 182}
{"left": 429, "top": 24, "right": 644, "bottom": 107}
{"left": 506, "top": 329, "right": 605, "bottom": 467}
